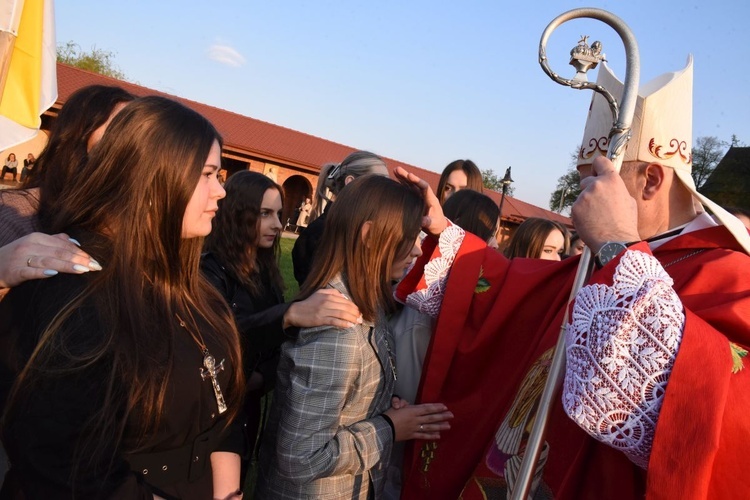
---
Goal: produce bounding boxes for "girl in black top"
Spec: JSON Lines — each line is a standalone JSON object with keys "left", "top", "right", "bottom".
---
{"left": 1, "top": 96, "right": 245, "bottom": 499}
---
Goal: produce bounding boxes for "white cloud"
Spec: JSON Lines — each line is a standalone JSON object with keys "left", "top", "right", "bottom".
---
{"left": 206, "top": 43, "right": 246, "bottom": 68}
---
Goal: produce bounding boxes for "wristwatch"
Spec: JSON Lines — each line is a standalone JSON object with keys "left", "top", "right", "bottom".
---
{"left": 595, "top": 241, "right": 632, "bottom": 268}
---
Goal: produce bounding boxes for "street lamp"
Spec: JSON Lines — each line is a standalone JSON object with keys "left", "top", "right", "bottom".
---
{"left": 498, "top": 166, "right": 514, "bottom": 216}
{"left": 497, "top": 167, "right": 514, "bottom": 245}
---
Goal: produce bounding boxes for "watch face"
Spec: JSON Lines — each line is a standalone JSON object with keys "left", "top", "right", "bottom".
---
{"left": 602, "top": 244, "right": 618, "bottom": 260}
{"left": 598, "top": 242, "right": 627, "bottom": 267}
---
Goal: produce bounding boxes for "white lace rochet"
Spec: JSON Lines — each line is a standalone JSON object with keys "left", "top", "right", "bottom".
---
{"left": 563, "top": 250, "right": 685, "bottom": 469}
{"left": 405, "top": 224, "right": 464, "bottom": 319}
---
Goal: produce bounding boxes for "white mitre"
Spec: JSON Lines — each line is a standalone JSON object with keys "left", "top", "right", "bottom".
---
{"left": 577, "top": 56, "right": 750, "bottom": 254}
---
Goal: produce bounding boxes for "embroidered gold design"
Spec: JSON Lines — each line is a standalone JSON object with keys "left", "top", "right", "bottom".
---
{"left": 420, "top": 441, "right": 439, "bottom": 472}
{"left": 648, "top": 138, "right": 692, "bottom": 164}
{"left": 579, "top": 136, "right": 608, "bottom": 159}
{"left": 730, "top": 342, "right": 747, "bottom": 374}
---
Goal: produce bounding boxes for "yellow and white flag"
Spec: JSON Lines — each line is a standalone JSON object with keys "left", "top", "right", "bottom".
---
{"left": 0, "top": 0, "right": 56, "bottom": 151}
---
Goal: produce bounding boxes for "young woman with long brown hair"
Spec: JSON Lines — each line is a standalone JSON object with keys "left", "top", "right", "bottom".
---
{"left": 256, "top": 173, "right": 454, "bottom": 499}
{"left": 436, "top": 159, "right": 484, "bottom": 205}
{"left": 384, "top": 188, "right": 502, "bottom": 499}
{"left": 201, "top": 171, "right": 361, "bottom": 486}
{"left": 0, "top": 96, "right": 244, "bottom": 499}
{"left": 503, "top": 217, "right": 570, "bottom": 261}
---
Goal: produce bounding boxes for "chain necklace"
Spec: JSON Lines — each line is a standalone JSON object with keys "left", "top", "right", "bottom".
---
{"left": 663, "top": 249, "right": 707, "bottom": 268}
{"left": 176, "top": 313, "right": 228, "bottom": 414}
{"left": 382, "top": 330, "right": 398, "bottom": 382}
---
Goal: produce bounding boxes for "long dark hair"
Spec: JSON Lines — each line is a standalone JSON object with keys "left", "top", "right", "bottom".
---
{"left": 504, "top": 217, "right": 570, "bottom": 259}
{"left": 204, "top": 170, "right": 284, "bottom": 295}
{"left": 25, "top": 85, "right": 135, "bottom": 220}
{"left": 5, "top": 96, "right": 243, "bottom": 474}
{"left": 299, "top": 175, "right": 423, "bottom": 322}
{"left": 436, "top": 159, "right": 484, "bottom": 205}
{"left": 443, "top": 189, "right": 499, "bottom": 243}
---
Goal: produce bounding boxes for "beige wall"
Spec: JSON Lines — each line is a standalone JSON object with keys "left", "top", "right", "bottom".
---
{"left": 1, "top": 130, "right": 48, "bottom": 164}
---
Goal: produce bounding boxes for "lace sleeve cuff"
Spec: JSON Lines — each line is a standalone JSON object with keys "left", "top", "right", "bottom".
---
{"left": 563, "top": 249, "right": 685, "bottom": 468}
{"left": 404, "top": 224, "right": 465, "bottom": 318}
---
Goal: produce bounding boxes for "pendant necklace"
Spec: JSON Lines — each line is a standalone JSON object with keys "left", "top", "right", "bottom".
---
{"left": 382, "top": 330, "right": 398, "bottom": 382}
{"left": 176, "top": 313, "right": 228, "bottom": 414}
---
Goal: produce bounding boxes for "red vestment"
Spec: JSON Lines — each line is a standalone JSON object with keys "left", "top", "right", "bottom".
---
{"left": 396, "top": 225, "right": 750, "bottom": 499}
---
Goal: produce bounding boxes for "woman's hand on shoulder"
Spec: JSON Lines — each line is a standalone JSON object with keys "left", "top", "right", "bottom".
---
{"left": 283, "top": 289, "right": 363, "bottom": 329}
{"left": 0, "top": 232, "right": 101, "bottom": 288}
{"left": 384, "top": 402, "right": 453, "bottom": 442}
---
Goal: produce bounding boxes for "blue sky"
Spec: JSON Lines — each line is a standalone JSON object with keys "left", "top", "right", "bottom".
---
{"left": 56, "top": 1, "right": 750, "bottom": 210}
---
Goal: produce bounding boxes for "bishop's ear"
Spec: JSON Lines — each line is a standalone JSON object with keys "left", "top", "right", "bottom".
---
{"left": 641, "top": 162, "right": 666, "bottom": 200}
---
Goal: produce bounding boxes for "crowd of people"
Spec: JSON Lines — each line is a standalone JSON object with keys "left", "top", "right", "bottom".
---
{"left": 0, "top": 49, "right": 748, "bottom": 500}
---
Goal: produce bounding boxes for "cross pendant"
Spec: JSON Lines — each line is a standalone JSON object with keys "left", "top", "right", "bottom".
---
{"left": 200, "top": 351, "right": 228, "bottom": 414}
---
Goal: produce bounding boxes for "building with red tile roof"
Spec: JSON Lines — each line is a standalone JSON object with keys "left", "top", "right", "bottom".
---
{"left": 44, "top": 62, "right": 571, "bottom": 238}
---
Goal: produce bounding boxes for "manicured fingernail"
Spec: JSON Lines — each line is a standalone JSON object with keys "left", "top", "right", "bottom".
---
{"left": 73, "top": 264, "right": 90, "bottom": 273}
{"left": 43, "top": 269, "right": 58, "bottom": 276}
{"left": 68, "top": 238, "right": 81, "bottom": 247}
{"left": 89, "top": 259, "right": 102, "bottom": 271}
{"left": 357, "top": 315, "right": 363, "bottom": 324}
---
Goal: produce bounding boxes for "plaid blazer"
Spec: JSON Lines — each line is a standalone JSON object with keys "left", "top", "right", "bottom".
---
{"left": 256, "top": 276, "right": 397, "bottom": 499}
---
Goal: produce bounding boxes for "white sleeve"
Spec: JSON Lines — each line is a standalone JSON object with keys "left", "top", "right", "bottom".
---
{"left": 404, "top": 224, "right": 464, "bottom": 319}
{"left": 563, "top": 249, "right": 685, "bottom": 468}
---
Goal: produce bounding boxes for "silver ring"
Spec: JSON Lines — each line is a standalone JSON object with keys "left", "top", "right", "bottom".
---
{"left": 419, "top": 424, "right": 424, "bottom": 431}
{"left": 27, "top": 257, "right": 32, "bottom": 267}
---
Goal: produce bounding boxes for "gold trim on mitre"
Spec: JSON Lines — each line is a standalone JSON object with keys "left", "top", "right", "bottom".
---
{"left": 647, "top": 138, "right": 692, "bottom": 165}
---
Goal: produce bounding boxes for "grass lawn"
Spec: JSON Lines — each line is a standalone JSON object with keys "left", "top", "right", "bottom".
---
{"left": 279, "top": 237, "right": 299, "bottom": 301}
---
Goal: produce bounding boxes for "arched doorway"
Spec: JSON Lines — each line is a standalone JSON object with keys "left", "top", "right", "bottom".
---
{"left": 281, "top": 175, "right": 312, "bottom": 231}
{"left": 222, "top": 157, "right": 248, "bottom": 179}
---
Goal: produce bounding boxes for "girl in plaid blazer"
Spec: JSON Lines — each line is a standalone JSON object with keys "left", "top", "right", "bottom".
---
{"left": 257, "top": 173, "right": 454, "bottom": 499}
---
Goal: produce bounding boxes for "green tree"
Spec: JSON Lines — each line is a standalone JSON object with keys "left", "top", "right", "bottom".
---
{"left": 57, "top": 41, "right": 126, "bottom": 80}
{"left": 549, "top": 148, "right": 581, "bottom": 213}
{"left": 481, "top": 168, "right": 514, "bottom": 196}
{"left": 691, "top": 136, "right": 727, "bottom": 189}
